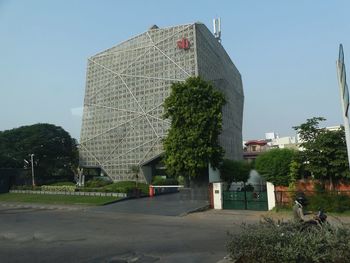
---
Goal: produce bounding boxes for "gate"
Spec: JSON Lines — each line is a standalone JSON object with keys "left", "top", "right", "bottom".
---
{"left": 223, "top": 184, "right": 268, "bottom": 211}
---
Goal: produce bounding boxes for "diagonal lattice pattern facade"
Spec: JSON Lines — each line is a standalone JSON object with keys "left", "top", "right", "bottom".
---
{"left": 79, "top": 23, "right": 243, "bottom": 183}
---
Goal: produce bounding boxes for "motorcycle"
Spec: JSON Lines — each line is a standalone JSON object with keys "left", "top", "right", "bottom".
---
{"left": 301, "top": 208, "right": 328, "bottom": 230}
{"left": 315, "top": 208, "right": 327, "bottom": 224}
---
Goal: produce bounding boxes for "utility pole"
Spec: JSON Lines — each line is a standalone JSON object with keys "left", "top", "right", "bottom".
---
{"left": 30, "top": 154, "right": 35, "bottom": 186}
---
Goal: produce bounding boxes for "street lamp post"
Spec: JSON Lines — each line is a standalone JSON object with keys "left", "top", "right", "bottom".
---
{"left": 30, "top": 154, "right": 35, "bottom": 186}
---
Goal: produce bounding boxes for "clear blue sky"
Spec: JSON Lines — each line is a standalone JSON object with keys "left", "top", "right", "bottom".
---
{"left": 1, "top": 0, "right": 350, "bottom": 141}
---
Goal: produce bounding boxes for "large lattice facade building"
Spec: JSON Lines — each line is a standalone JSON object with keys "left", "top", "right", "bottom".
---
{"left": 79, "top": 23, "right": 244, "bottom": 183}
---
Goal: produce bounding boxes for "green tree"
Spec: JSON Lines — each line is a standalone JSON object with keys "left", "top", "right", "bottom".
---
{"left": 220, "top": 159, "right": 250, "bottom": 190}
{"left": 163, "top": 77, "right": 226, "bottom": 180}
{"left": 255, "top": 148, "right": 296, "bottom": 186}
{"left": 0, "top": 123, "right": 78, "bottom": 183}
{"left": 293, "top": 117, "right": 350, "bottom": 189}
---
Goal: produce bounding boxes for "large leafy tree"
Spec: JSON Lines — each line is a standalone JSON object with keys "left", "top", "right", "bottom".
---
{"left": 255, "top": 148, "right": 296, "bottom": 186}
{"left": 220, "top": 159, "right": 251, "bottom": 189}
{"left": 163, "top": 76, "right": 226, "bottom": 179}
{"left": 293, "top": 117, "right": 350, "bottom": 189}
{"left": 0, "top": 123, "right": 78, "bottom": 183}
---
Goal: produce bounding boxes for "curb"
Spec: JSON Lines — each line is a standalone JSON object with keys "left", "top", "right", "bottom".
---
{"left": 100, "top": 193, "right": 151, "bottom": 206}
{"left": 101, "top": 197, "right": 131, "bottom": 206}
{"left": 0, "top": 202, "right": 86, "bottom": 211}
{"left": 179, "top": 204, "right": 210, "bottom": 217}
{"left": 216, "top": 256, "right": 233, "bottom": 263}
{"left": 216, "top": 257, "right": 233, "bottom": 263}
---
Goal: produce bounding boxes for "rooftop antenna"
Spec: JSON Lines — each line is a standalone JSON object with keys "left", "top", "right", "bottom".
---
{"left": 213, "top": 18, "right": 221, "bottom": 43}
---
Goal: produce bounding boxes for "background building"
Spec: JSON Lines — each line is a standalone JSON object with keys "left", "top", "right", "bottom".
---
{"left": 243, "top": 140, "right": 269, "bottom": 162}
{"left": 79, "top": 23, "right": 244, "bottom": 183}
{"left": 265, "top": 132, "right": 298, "bottom": 149}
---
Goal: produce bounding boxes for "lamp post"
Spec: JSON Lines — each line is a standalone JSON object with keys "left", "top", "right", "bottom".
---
{"left": 30, "top": 154, "right": 35, "bottom": 186}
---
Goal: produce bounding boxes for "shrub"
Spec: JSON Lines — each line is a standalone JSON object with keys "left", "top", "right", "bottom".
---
{"left": 85, "top": 177, "right": 112, "bottom": 188}
{"left": 177, "top": 176, "right": 185, "bottom": 185}
{"left": 48, "top": 181, "right": 75, "bottom": 186}
{"left": 255, "top": 148, "right": 296, "bottom": 186}
{"left": 227, "top": 217, "right": 350, "bottom": 263}
{"left": 41, "top": 185, "right": 76, "bottom": 192}
{"left": 75, "top": 181, "right": 149, "bottom": 195}
{"left": 275, "top": 190, "right": 350, "bottom": 213}
{"left": 308, "top": 192, "right": 350, "bottom": 213}
{"left": 102, "top": 181, "right": 149, "bottom": 195}
{"left": 11, "top": 185, "right": 42, "bottom": 191}
{"left": 152, "top": 176, "right": 179, "bottom": 186}
{"left": 76, "top": 187, "right": 102, "bottom": 193}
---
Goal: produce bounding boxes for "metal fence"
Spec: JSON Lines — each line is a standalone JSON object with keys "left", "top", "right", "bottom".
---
{"left": 275, "top": 190, "right": 350, "bottom": 208}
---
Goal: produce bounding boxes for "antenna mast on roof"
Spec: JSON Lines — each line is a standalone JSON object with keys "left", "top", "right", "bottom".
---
{"left": 213, "top": 18, "right": 221, "bottom": 43}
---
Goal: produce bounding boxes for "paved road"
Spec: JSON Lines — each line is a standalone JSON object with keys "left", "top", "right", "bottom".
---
{"left": 0, "top": 205, "right": 255, "bottom": 263}
{"left": 92, "top": 193, "right": 209, "bottom": 216}
{"left": 0, "top": 192, "right": 271, "bottom": 263}
{"left": 3, "top": 196, "right": 348, "bottom": 263}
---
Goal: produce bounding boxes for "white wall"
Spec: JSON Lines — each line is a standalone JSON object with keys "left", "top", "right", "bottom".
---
{"left": 213, "top": 182, "right": 223, "bottom": 209}
{"left": 266, "top": 182, "right": 276, "bottom": 210}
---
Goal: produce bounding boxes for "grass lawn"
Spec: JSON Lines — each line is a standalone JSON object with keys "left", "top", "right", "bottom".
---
{"left": 0, "top": 193, "right": 120, "bottom": 206}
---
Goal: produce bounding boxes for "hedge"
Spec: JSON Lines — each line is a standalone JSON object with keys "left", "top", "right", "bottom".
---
{"left": 152, "top": 176, "right": 179, "bottom": 186}
{"left": 227, "top": 217, "right": 350, "bottom": 263}
{"left": 41, "top": 185, "right": 76, "bottom": 192}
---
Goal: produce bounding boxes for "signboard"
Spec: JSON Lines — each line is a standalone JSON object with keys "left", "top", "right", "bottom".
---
{"left": 177, "top": 38, "right": 190, "bottom": 50}
{"left": 337, "top": 44, "right": 350, "bottom": 169}
{"left": 345, "top": 83, "right": 349, "bottom": 117}
{"left": 338, "top": 44, "right": 349, "bottom": 116}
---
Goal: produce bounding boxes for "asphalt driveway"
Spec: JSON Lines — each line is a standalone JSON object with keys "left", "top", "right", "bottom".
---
{"left": 92, "top": 192, "right": 209, "bottom": 216}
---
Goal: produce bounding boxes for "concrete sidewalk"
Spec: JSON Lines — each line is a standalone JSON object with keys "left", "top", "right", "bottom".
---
{"left": 205, "top": 209, "right": 350, "bottom": 225}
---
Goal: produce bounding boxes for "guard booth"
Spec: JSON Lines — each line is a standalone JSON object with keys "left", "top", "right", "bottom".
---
{"left": 0, "top": 174, "right": 10, "bottom": 193}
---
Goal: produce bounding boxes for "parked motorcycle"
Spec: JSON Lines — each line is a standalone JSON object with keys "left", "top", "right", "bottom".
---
{"left": 294, "top": 196, "right": 327, "bottom": 229}
{"left": 300, "top": 208, "right": 328, "bottom": 232}
{"left": 314, "top": 208, "right": 327, "bottom": 224}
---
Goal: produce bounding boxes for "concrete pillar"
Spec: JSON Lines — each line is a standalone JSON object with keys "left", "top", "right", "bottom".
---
{"left": 266, "top": 182, "right": 276, "bottom": 210}
{"left": 213, "top": 182, "right": 223, "bottom": 209}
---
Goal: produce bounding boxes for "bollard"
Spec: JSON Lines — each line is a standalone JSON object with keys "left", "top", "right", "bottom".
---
{"left": 149, "top": 185, "right": 154, "bottom": 197}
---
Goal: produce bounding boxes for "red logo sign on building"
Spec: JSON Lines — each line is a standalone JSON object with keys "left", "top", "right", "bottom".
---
{"left": 177, "top": 38, "right": 190, "bottom": 50}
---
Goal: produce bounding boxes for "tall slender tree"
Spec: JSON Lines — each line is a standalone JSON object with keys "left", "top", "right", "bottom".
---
{"left": 163, "top": 77, "right": 226, "bottom": 180}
